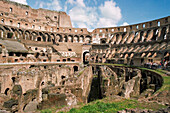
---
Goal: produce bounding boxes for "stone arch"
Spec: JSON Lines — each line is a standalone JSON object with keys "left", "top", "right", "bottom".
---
{"left": 55, "top": 34, "right": 61, "bottom": 42}
{"left": 138, "top": 31, "right": 144, "bottom": 42}
{"left": 160, "top": 27, "right": 167, "bottom": 40}
{"left": 50, "top": 33, "right": 55, "bottom": 43}
{"left": 44, "top": 33, "right": 51, "bottom": 42}
{"left": 115, "top": 34, "right": 119, "bottom": 44}
{"left": 3, "top": 26, "right": 11, "bottom": 31}
{"left": 63, "top": 35, "right": 68, "bottom": 42}
{"left": 100, "top": 38, "right": 107, "bottom": 44}
{"left": 120, "top": 33, "right": 126, "bottom": 44}
{"left": 24, "top": 30, "right": 31, "bottom": 39}
{"left": 85, "top": 35, "right": 92, "bottom": 43}
{"left": 18, "top": 29, "right": 24, "bottom": 35}
{"left": 7, "top": 32, "right": 13, "bottom": 39}
{"left": 39, "top": 32, "right": 46, "bottom": 41}
{"left": 36, "top": 36, "right": 42, "bottom": 41}
{"left": 79, "top": 35, "right": 84, "bottom": 43}
{"left": 152, "top": 29, "right": 159, "bottom": 41}
{"left": 73, "top": 35, "right": 79, "bottom": 43}
{"left": 109, "top": 34, "right": 115, "bottom": 44}
{"left": 68, "top": 35, "right": 73, "bottom": 42}
{"left": 12, "top": 28, "right": 20, "bottom": 39}
{"left": 144, "top": 29, "right": 152, "bottom": 42}
{"left": 31, "top": 31, "right": 38, "bottom": 41}
{"left": 0, "top": 26, "right": 5, "bottom": 38}
{"left": 57, "top": 34, "right": 63, "bottom": 42}
{"left": 83, "top": 51, "right": 90, "bottom": 64}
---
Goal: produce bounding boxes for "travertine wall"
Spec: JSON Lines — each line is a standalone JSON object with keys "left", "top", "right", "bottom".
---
{"left": 0, "top": 0, "right": 72, "bottom": 29}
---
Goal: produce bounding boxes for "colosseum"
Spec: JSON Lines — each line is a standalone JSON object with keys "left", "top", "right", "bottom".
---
{"left": 0, "top": 0, "right": 169, "bottom": 112}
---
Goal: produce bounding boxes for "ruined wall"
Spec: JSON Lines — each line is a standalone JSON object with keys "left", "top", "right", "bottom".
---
{"left": 0, "top": 64, "right": 74, "bottom": 94}
{"left": 0, "top": 64, "right": 93, "bottom": 112}
{"left": 0, "top": 0, "right": 72, "bottom": 29}
{"left": 88, "top": 65, "right": 163, "bottom": 102}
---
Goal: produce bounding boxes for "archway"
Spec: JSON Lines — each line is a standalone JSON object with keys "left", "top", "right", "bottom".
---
{"left": 100, "top": 38, "right": 106, "bottom": 44}
{"left": 83, "top": 51, "right": 90, "bottom": 64}
{"left": 37, "top": 37, "right": 41, "bottom": 41}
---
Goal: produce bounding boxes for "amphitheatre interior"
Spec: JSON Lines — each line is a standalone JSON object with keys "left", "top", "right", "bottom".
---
{"left": 0, "top": 0, "right": 169, "bottom": 112}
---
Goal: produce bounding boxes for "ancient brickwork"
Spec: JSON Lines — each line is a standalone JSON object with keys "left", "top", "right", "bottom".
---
{"left": 0, "top": 0, "right": 169, "bottom": 112}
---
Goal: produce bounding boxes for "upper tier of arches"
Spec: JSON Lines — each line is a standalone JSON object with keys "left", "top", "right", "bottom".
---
{"left": 0, "top": 24, "right": 92, "bottom": 44}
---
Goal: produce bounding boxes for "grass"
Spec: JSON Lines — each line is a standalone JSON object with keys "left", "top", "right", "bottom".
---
{"left": 41, "top": 109, "right": 52, "bottom": 113}
{"left": 40, "top": 98, "right": 166, "bottom": 113}
{"left": 77, "top": 67, "right": 87, "bottom": 77}
{"left": 58, "top": 98, "right": 166, "bottom": 113}
{"left": 156, "top": 76, "right": 170, "bottom": 92}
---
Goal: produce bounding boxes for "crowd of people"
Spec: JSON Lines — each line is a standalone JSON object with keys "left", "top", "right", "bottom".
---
{"left": 144, "top": 60, "right": 170, "bottom": 70}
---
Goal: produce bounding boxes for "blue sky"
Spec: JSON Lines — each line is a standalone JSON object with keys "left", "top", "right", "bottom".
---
{"left": 10, "top": 0, "right": 170, "bottom": 31}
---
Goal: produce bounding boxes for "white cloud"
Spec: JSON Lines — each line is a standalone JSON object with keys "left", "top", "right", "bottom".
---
{"left": 97, "top": 0, "right": 122, "bottom": 27}
{"left": 67, "top": 0, "right": 97, "bottom": 31}
{"left": 66, "top": 0, "right": 122, "bottom": 31}
{"left": 67, "top": 0, "right": 74, "bottom": 4}
{"left": 10, "top": 0, "right": 27, "bottom": 5}
{"left": 122, "top": 22, "right": 129, "bottom": 26}
{"left": 36, "top": 0, "right": 62, "bottom": 11}
{"left": 76, "top": 0, "right": 85, "bottom": 7}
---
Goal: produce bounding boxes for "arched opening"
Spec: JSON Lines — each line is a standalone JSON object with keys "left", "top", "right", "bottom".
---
{"left": 4, "top": 88, "right": 10, "bottom": 95}
{"left": 138, "top": 31, "right": 144, "bottom": 42}
{"left": 41, "top": 81, "right": 44, "bottom": 86}
{"left": 83, "top": 51, "right": 90, "bottom": 64}
{"left": 39, "top": 32, "right": 46, "bottom": 41}
{"left": 47, "top": 34, "right": 51, "bottom": 42}
{"left": 37, "top": 37, "right": 41, "bottom": 41}
{"left": 152, "top": 29, "right": 158, "bottom": 41}
{"left": 73, "top": 66, "right": 78, "bottom": 72}
{"left": 160, "top": 27, "right": 167, "bottom": 40}
{"left": 64, "top": 36, "right": 68, "bottom": 42}
{"left": 61, "top": 75, "right": 65, "bottom": 79}
{"left": 11, "top": 77, "right": 16, "bottom": 83}
{"left": 58, "top": 35, "right": 63, "bottom": 42}
{"left": 7, "top": 32, "right": 13, "bottom": 38}
{"left": 100, "top": 38, "right": 106, "bottom": 44}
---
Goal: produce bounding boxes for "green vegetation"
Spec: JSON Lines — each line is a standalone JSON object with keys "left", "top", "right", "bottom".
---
{"left": 77, "top": 67, "right": 87, "bottom": 77}
{"left": 58, "top": 98, "right": 165, "bottom": 113}
{"left": 41, "top": 109, "right": 52, "bottom": 113}
{"left": 157, "top": 76, "right": 170, "bottom": 92}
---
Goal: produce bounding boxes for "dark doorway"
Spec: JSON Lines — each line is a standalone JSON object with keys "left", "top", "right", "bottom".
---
{"left": 73, "top": 66, "right": 78, "bottom": 72}
{"left": 83, "top": 51, "right": 89, "bottom": 64}
{"left": 100, "top": 38, "right": 106, "bottom": 44}
{"left": 37, "top": 37, "right": 41, "bottom": 41}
